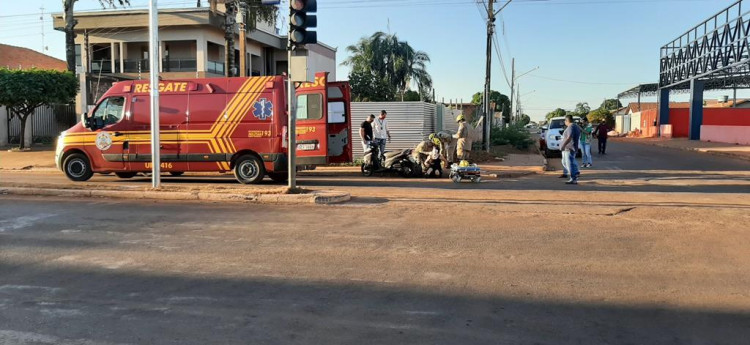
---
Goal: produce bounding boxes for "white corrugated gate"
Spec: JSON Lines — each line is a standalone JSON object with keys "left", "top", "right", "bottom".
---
{"left": 351, "top": 102, "right": 437, "bottom": 159}
{"left": 442, "top": 106, "right": 461, "bottom": 134}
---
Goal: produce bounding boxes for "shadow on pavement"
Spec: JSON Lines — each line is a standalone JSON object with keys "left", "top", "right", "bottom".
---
{"left": 1, "top": 262, "right": 748, "bottom": 345}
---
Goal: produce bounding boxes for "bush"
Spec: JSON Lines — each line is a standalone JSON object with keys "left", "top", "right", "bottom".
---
{"left": 491, "top": 123, "right": 533, "bottom": 150}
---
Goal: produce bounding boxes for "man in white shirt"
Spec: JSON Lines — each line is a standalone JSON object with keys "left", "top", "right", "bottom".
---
{"left": 372, "top": 110, "right": 391, "bottom": 156}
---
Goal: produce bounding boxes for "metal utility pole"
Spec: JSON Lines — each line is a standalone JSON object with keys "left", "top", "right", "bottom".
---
{"left": 482, "top": 0, "right": 494, "bottom": 152}
{"left": 482, "top": 0, "right": 513, "bottom": 151}
{"left": 149, "top": 0, "right": 161, "bottom": 188}
{"left": 509, "top": 58, "right": 515, "bottom": 126}
{"left": 238, "top": 1, "right": 247, "bottom": 77}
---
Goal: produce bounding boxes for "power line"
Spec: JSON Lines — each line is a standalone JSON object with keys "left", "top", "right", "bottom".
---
{"left": 526, "top": 74, "right": 640, "bottom": 85}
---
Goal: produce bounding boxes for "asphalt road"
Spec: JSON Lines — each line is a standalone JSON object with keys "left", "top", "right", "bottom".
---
{"left": 1, "top": 138, "right": 749, "bottom": 344}
{"left": 1, "top": 194, "right": 750, "bottom": 345}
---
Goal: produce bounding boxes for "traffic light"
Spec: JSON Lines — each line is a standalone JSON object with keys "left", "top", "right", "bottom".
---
{"left": 289, "top": 0, "right": 317, "bottom": 48}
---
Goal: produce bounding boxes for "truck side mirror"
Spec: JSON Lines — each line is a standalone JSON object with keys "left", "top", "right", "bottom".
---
{"left": 81, "top": 113, "right": 89, "bottom": 129}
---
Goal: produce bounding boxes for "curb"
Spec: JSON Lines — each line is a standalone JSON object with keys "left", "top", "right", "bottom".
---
{"left": 486, "top": 170, "right": 537, "bottom": 179}
{"left": 628, "top": 140, "right": 750, "bottom": 162}
{"left": 0, "top": 186, "right": 350, "bottom": 205}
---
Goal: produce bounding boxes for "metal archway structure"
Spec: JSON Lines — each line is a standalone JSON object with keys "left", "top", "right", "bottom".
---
{"left": 658, "top": 0, "right": 750, "bottom": 140}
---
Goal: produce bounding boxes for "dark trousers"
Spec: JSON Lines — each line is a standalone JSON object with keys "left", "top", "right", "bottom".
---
{"left": 598, "top": 138, "right": 607, "bottom": 154}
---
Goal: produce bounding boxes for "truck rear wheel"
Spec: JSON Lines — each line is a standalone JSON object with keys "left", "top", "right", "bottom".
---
{"left": 63, "top": 153, "right": 94, "bottom": 182}
{"left": 233, "top": 155, "right": 265, "bottom": 184}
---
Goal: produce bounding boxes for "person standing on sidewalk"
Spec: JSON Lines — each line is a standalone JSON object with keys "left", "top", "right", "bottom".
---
{"left": 593, "top": 121, "right": 610, "bottom": 155}
{"left": 580, "top": 117, "right": 594, "bottom": 168}
{"left": 372, "top": 110, "right": 391, "bottom": 157}
{"left": 359, "top": 114, "right": 375, "bottom": 152}
{"left": 560, "top": 115, "right": 581, "bottom": 185}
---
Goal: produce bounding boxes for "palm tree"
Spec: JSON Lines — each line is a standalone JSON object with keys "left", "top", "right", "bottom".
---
{"left": 63, "top": 0, "right": 130, "bottom": 72}
{"left": 343, "top": 32, "right": 433, "bottom": 102}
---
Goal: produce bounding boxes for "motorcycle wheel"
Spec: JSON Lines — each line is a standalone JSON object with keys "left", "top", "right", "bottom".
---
{"left": 361, "top": 163, "right": 374, "bottom": 177}
{"left": 399, "top": 161, "right": 415, "bottom": 178}
{"left": 450, "top": 172, "right": 461, "bottom": 183}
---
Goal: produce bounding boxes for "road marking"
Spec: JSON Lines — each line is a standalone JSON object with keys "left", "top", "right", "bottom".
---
{"left": 0, "top": 285, "right": 62, "bottom": 294}
{"left": 0, "top": 330, "right": 133, "bottom": 345}
{"left": 0, "top": 213, "right": 57, "bottom": 232}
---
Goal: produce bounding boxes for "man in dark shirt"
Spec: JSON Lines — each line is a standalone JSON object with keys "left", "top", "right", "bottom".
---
{"left": 360, "top": 114, "right": 375, "bottom": 153}
{"left": 593, "top": 122, "right": 610, "bottom": 155}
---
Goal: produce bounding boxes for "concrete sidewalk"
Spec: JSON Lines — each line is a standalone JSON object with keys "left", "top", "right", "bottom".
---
{"left": 619, "top": 137, "right": 750, "bottom": 161}
{"left": 0, "top": 148, "right": 545, "bottom": 179}
{"left": 0, "top": 147, "right": 56, "bottom": 171}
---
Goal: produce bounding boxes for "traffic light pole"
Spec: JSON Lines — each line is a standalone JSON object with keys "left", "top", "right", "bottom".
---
{"left": 287, "top": 39, "right": 296, "bottom": 190}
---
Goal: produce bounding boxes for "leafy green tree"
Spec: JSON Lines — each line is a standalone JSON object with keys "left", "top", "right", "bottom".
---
{"left": 600, "top": 98, "right": 623, "bottom": 111}
{"left": 0, "top": 69, "right": 79, "bottom": 149}
{"left": 348, "top": 69, "right": 395, "bottom": 102}
{"left": 520, "top": 114, "right": 531, "bottom": 126}
{"left": 63, "top": 1, "right": 130, "bottom": 72}
{"left": 343, "top": 32, "right": 432, "bottom": 101}
{"left": 545, "top": 108, "right": 568, "bottom": 121}
{"left": 403, "top": 90, "right": 421, "bottom": 101}
{"left": 587, "top": 108, "right": 614, "bottom": 125}
{"left": 471, "top": 90, "right": 510, "bottom": 112}
{"left": 574, "top": 102, "right": 590, "bottom": 117}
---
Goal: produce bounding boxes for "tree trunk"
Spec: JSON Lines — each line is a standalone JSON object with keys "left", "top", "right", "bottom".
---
{"left": 18, "top": 114, "right": 28, "bottom": 150}
{"left": 63, "top": 1, "right": 77, "bottom": 72}
{"left": 224, "top": 2, "right": 236, "bottom": 77}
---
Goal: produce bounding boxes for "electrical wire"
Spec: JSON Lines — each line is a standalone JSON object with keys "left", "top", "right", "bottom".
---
{"left": 526, "top": 74, "right": 641, "bottom": 85}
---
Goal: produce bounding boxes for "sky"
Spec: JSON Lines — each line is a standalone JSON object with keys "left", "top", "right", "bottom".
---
{"left": 0, "top": 0, "right": 740, "bottom": 121}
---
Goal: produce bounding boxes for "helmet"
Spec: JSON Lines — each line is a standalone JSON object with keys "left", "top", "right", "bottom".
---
{"left": 456, "top": 114, "right": 465, "bottom": 122}
{"left": 428, "top": 133, "right": 435, "bottom": 141}
{"left": 459, "top": 160, "right": 470, "bottom": 167}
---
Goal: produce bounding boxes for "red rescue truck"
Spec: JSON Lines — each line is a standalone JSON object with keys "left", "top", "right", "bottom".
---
{"left": 55, "top": 72, "right": 353, "bottom": 184}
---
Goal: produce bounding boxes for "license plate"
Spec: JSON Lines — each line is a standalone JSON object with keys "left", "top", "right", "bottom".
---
{"left": 297, "top": 143, "right": 316, "bottom": 151}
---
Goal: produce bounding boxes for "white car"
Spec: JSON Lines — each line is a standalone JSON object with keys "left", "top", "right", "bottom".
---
{"left": 543, "top": 116, "right": 580, "bottom": 157}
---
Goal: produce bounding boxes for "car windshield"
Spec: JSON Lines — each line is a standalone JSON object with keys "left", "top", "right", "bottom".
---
{"left": 549, "top": 119, "right": 565, "bottom": 129}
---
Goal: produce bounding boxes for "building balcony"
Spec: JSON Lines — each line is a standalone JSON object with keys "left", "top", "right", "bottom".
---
{"left": 207, "top": 60, "right": 225, "bottom": 75}
{"left": 163, "top": 58, "right": 197, "bottom": 72}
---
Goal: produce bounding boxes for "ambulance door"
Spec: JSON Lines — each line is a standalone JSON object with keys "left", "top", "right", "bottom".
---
{"left": 294, "top": 73, "right": 328, "bottom": 166}
{"left": 130, "top": 94, "right": 188, "bottom": 172}
{"left": 325, "top": 82, "right": 353, "bottom": 164}
{"left": 186, "top": 80, "right": 229, "bottom": 171}
{"left": 86, "top": 95, "right": 131, "bottom": 171}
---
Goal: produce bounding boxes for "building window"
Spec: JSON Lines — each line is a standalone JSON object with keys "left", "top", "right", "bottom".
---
{"left": 296, "top": 94, "right": 322, "bottom": 120}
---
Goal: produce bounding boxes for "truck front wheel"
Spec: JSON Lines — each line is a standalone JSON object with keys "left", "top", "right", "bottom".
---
{"left": 233, "top": 155, "right": 266, "bottom": 184}
{"left": 63, "top": 153, "right": 94, "bottom": 182}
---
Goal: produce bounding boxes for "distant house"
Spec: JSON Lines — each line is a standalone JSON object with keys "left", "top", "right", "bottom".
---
{"left": 0, "top": 45, "right": 74, "bottom": 147}
{"left": 0, "top": 43, "right": 67, "bottom": 71}
{"left": 615, "top": 99, "right": 750, "bottom": 138}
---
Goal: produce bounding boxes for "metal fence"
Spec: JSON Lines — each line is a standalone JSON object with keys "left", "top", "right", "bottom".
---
{"left": 351, "top": 102, "right": 437, "bottom": 159}
{"left": 6, "top": 104, "right": 77, "bottom": 145}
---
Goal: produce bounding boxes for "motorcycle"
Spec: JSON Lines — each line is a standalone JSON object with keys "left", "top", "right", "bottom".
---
{"left": 361, "top": 141, "right": 419, "bottom": 178}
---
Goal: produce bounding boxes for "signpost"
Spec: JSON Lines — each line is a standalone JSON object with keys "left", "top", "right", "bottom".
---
{"left": 148, "top": 0, "right": 160, "bottom": 188}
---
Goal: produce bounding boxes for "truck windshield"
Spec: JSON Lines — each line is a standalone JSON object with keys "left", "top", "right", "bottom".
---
{"left": 549, "top": 119, "right": 564, "bottom": 129}
{"left": 92, "top": 96, "right": 125, "bottom": 126}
